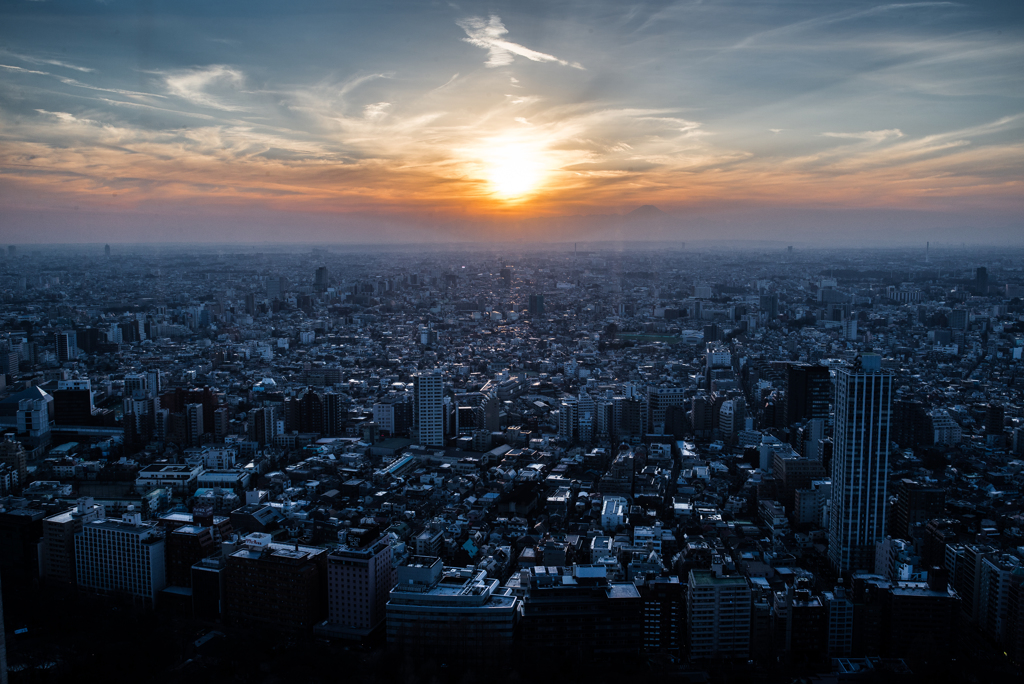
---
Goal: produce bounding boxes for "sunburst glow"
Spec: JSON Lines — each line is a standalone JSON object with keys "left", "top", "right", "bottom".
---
{"left": 484, "top": 143, "right": 547, "bottom": 200}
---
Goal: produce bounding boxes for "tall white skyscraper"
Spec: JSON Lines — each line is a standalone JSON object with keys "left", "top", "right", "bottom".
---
{"left": 828, "top": 353, "right": 893, "bottom": 574}
{"left": 415, "top": 372, "right": 444, "bottom": 447}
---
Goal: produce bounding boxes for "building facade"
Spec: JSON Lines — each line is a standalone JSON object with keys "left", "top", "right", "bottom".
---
{"left": 414, "top": 372, "right": 444, "bottom": 447}
{"left": 324, "top": 534, "right": 397, "bottom": 638}
{"left": 829, "top": 354, "right": 893, "bottom": 574}
{"left": 75, "top": 510, "right": 166, "bottom": 607}
{"left": 386, "top": 556, "right": 519, "bottom": 663}
{"left": 687, "top": 569, "right": 751, "bottom": 659}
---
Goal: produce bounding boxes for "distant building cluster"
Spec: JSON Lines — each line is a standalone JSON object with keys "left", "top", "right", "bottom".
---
{"left": 1, "top": 244, "right": 1024, "bottom": 674}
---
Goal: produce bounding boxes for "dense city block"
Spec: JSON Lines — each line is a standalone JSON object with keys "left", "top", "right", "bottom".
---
{"left": 1, "top": 243, "right": 1023, "bottom": 683}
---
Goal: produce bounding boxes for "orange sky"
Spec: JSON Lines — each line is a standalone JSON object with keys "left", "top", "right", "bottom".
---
{"left": 1, "top": 1, "right": 1022, "bottom": 243}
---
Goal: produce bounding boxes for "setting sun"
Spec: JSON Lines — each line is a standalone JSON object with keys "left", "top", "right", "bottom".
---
{"left": 485, "top": 143, "right": 547, "bottom": 200}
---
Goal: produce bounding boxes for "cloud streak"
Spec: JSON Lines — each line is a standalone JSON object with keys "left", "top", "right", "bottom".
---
{"left": 162, "top": 65, "right": 246, "bottom": 110}
{"left": 457, "top": 15, "right": 583, "bottom": 69}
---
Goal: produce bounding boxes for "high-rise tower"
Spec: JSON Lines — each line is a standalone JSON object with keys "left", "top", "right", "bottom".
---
{"left": 828, "top": 354, "right": 893, "bottom": 574}
{"left": 414, "top": 372, "right": 444, "bottom": 447}
{"left": 314, "top": 266, "right": 329, "bottom": 293}
{"left": 56, "top": 330, "right": 78, "bottom": 363}
{"left": 785, "top": 363, "right": 831, "bottom": 427}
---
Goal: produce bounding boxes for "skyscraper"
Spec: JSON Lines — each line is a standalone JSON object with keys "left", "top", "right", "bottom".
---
{"left": 56, "top": 330, "right": 78, "bottom": 363}
{"left": 687, "top": 569, "right": 751, "bottom": 659}
{"left": 528, "top": 293, "right": 544, "bottom": 316}
{"left": 324, "top": 534, "right": 396, "bottom": 639}
{"left": 975, "top": 266, "right": 988, "bottom": 293}
{"left": 759, "top": 293, "right": 779, "bottom": 322}
{"left": 785, "top": 363, "right": 831, "bottom": 426}
{"left": 186, "top": 403, "right": 204, "bottom": 446}
{"left": 414, "top": 372, "right": 444, "bottom": 447}
{"left": 828, "top": 354, "right": 893, "bottom": 574}
{"left": 314, "top": 265, "right": 329, "bottom": 292}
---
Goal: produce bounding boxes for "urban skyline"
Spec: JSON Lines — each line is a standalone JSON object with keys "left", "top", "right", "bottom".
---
{"left": 1, "top": 243, "right": 1024, "bottom": 683}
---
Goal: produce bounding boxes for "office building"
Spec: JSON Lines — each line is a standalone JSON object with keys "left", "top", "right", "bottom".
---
{"left": 829, "top": 354, "right": 893, "bottom": 574}
{"left": 53, "top": 379, "right": 94, "bottom": 426}
{"left": 0, "top": 436, "right": 28, "bottom": 490}
{"left": 224, "top": 533, "right": 328, "bottom": 632}
{"left": 41, "top": 498, "right": 104, "bottom": 584}
{"left": 891, "top": 479, "right": 945, "bottom": 539}
{"left": 213, "top": 407, "right": 230, "bottom": 441}
{"left": 760, "top": 293, "right": 779, "bottom": 321}
{"left": 887, "top": 575, "right": 960, "bottom": 660}
{"left": 785, "top": 363, "right": 831, "bottom": 426}
{"left": 135, "top": 463, "right": 202, "bottom": 494}
{"left": 185, "top": 403, "right": 204, "bottom": 446}
{"left": 165, "top": 517, "right": 232, "bottom": 588}
{"left": 528, "top": 293, "right": 544, "bottom": 316}
{"left": 322, "top": 390, "right": 347, "bottom": 437}
{"left": 643, "top": 576, "right": 684, "bottom": 653}
{"left": 772, "top": 580, "right": 827, "bottom": 664}
{"left": 387, "top": 556, "right": 520, "bottom": 663}
{"left": 774, "top": 451, "right": 827, "bottom": 511}
{"left": 75, "top": 510, "right": 166, "bottom": 607}
{"left": 414, "top": 372, "right": 444, "bottom": 447}
{"left": 16, "top": 398, "right": 51, "bottom": 446}
{"left": 373, "top": 398, "right": 412, "bottom": 437}
{"left": 687, "top": 569, "right": 751, "bottom": 659}
{"left": 823, "top": 584, "right": 854, "bottom": 656}
{"left": 719, "top": 398, "right": 744, "bottom": 445}
{"left": 314, "top": 265, "right": 329, "bottom": 292}
{"left": 55, "top": 330, "right": 78, "bottom": 363}
{"left": 322, "top": 533, "right": 396, "bottom": 639}
{"left": 648, "top": 386, "right": 687, "bottom": 435}
{"left": 516, "top": 564, "right": 642, "bottom": 657}
{"left": 266, "top": 277, "right": 287, "bottom": 299}
{"left": 249, "top": 406, "right": 276, "bottom": 446}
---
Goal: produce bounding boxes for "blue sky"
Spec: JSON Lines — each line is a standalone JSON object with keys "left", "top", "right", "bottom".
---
{"left": 1, "top": 0, "right": 1021, "bottom": 244}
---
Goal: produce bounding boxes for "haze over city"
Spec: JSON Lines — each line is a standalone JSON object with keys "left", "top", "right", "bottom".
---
{"left": 1, "top": 0, "right": 1022, "bottom": 245}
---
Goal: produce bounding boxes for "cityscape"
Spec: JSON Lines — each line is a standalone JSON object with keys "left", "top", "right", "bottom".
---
{"left": 0, "top": 242, "right": 1023, "bottom": 683}
{"left": 2, "top": 1, "right": 1023, "bottom": 683}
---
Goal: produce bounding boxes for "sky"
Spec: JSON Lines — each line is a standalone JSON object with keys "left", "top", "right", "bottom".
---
{"left": 0, "top": 0, "right": 1022, "bottom": 245}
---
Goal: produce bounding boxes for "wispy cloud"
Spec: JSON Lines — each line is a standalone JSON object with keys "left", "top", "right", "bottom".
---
{"left": 0, "top": 64, "right": 48, "bottom": 76}
{"left": 731, "top": 2, "right": 962, "bottom": 50}
{"left": 363, "top": 102, "right": 391, "bottom": 121}
{"left": 457, "top": 15, "right": 583, "bottom": 69}
{"left": 55, "top": 75, "right": 164, "bottom": 100}
{"left": 163, "top": 65, "right": 245, "bottom": 110}
{"left": 823, "top": 129, "right": 904, "bottom": 143}
{"left": 0, "top": 50, "right": 94, "bottom": 72}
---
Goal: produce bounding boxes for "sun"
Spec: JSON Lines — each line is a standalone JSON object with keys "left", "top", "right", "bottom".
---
{"left": 485, "top": 144, "right": 546, "bottom": 200}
